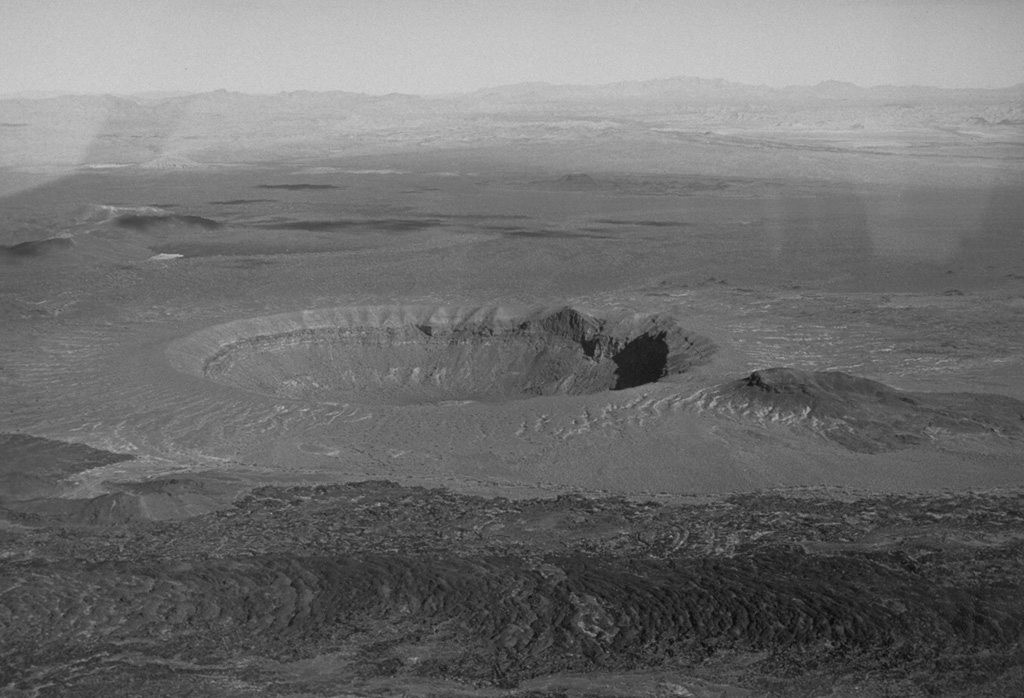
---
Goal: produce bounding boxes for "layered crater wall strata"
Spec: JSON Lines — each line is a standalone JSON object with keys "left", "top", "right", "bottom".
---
{"left": 167, "top": 306, "right": 716, "bottom": 405}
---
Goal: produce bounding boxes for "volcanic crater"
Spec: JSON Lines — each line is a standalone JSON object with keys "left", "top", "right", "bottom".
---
{"left": 168, "top": 306, "right": 716, "bottom": 405}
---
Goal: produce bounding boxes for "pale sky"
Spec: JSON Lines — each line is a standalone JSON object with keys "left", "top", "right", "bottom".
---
{"left": 1, "top": 0, "right": 1023, "bottom": 95}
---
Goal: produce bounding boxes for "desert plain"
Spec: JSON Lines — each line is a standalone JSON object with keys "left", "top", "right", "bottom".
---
{"left": 1, "top": 79, "right": 1024, "bottom": 696}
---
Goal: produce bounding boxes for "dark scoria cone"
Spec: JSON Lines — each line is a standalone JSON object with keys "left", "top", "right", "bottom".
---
{"left": 701, "top": 368, "right": 1024, "bottom": 452}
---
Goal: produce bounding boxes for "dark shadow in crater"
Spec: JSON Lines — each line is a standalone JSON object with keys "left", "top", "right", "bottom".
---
{"left": 612, "top": 332, "right": 669, "bottom": 390}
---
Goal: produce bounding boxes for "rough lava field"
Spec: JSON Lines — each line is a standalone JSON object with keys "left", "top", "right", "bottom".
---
{"left": 2, "top": 79, "right": 1024, "bottom": 697}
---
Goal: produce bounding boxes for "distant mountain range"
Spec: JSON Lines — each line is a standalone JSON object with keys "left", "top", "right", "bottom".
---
{"left": 3, "top": 76, "right": 1023, "bottom": 103}
{"left": 2, "top": 76, "right": 1021, "bottom": 171}
{"left": 463, "top": 76, "right": 1024, "bottom": 103}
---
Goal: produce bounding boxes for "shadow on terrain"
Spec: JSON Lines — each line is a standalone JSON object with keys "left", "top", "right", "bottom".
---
{"left": 114, "top": 213, "right": 222, "bottom": 231}
{"left": 257, "top": 183, "right": 339, "bottom": 190}
{"left": 973, "top": 187, "right": 1024, "bottom": 277}
{"left": 0, "top": 237, "right": 73, "bottom": 260}
{"left": 594, "top": 218, "right": 692, "bottom": 228}
{"left": 499, "top": 227, "right": 611, "bottom": 239}
{"left": 612, "top": 332, "right": 669, "bottom": 389}
{"left": 0, "top": 433, "right": 133, "bottom": 501}
{"left": 256, "top": 218, "right": 442, "bottom": 232}
{"left": 755, "top": 188, "right": 873, "bottom": 282}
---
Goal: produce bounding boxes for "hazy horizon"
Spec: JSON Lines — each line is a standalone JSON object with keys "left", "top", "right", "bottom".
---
{"left": 3, "top": 73, "right": 1024, "bottom": 101}
{"left": 2, "top": 0, "right": 1023, "bottom": 97}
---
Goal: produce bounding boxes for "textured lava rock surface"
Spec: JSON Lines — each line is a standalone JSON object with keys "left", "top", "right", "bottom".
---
{"left": 4, "top": 482, "right": 1024, "bottom": 697}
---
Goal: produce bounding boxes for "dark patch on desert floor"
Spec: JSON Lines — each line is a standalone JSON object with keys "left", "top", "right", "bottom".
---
{"left": 593, "top": 219, "right": 692, "bottom": 228}
{"left": 0, "top": 236, "right": 73, "bottom": 259}
{"left": 497, "top": 227, "right": 612, "bottom": 239}
{"left": 114, "top": 213, "right": 222, "bottom": 231}
{"left": 147, "top": 241, "right": 315, "bottom": 258}
{"left": 208, "top": 198, "right": 276, "bottom": 205}
{"left": 211, "top": 257, "right": 280, "bottom": 270}
{"left": 256, "top": 183, "right": 339, "bottom": 190}
{"left": 256, "top": 217, "right": 443, "bottom": 232}
{"left": 0, "top": 433, "right": 134, "bottom": 501}
{"left": 421, "top": 212, "right": 533, "bottom": 220}
{"left": 535, "top": 173, "right": 743, "bottom": 195}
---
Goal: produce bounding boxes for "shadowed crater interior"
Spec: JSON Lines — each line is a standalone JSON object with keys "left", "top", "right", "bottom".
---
{"left": 168, "top": 306, "right": 716, "bottom": 405}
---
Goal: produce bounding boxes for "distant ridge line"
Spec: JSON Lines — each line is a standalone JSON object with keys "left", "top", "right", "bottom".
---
{"left": 3, "top": 76, "right": 1023, "bottom": 102}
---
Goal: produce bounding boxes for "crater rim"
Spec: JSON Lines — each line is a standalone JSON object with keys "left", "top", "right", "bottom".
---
{"left": 167, "top": 305, "right": 716, "bottom": 406}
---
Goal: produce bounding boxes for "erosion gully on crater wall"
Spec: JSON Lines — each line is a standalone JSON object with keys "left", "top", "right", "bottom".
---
{"left": 166, "top": 306, "right": 717, "bottom": 406}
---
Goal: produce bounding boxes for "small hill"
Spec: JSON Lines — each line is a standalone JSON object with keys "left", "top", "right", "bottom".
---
{"left": 137, "top": 153, "right": 205, "bottom": 170}
{"left": 691, "top": 368, "right": 1024, "bottom": 453}
{"left": 550, "top": 173, "right": 605, "bottom": 191}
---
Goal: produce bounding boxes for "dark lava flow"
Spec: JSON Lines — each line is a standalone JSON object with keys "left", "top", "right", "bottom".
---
{"left": 4, "top": 481, "right": 1024, "bottom": 696}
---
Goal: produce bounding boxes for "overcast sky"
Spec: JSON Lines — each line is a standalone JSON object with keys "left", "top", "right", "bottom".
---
{"left": 2, "top": 0, "right": 1023, "bottom": 95}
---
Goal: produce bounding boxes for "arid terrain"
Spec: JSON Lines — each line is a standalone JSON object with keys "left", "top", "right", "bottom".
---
{"left": 2, "top": 79, "right": 1024, "bottom": 696}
